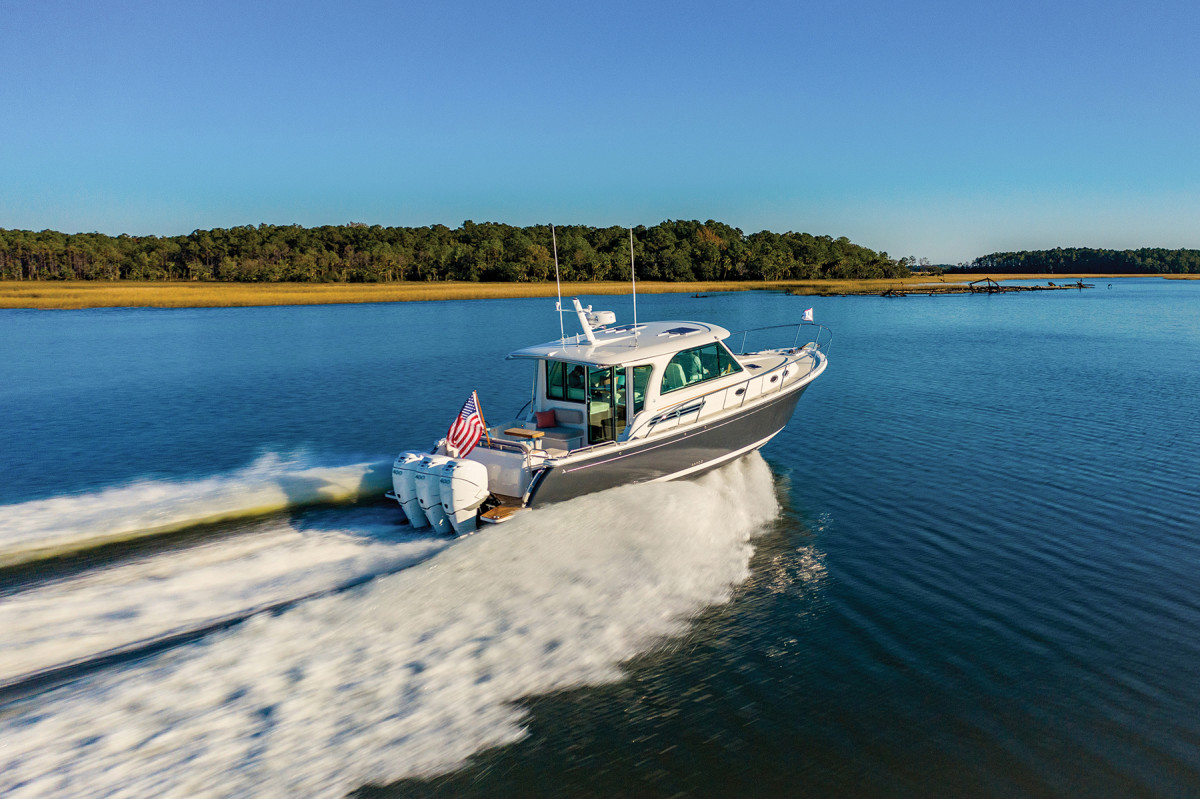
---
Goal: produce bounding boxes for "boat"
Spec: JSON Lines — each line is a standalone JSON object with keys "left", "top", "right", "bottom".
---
{"left": 387, "top": 298, "right": 830, "bottom": 534}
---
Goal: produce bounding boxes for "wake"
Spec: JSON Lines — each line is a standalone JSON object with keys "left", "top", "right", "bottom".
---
{"left": 0, "top": 452, "right": 394, "bottom": 569}
{"left": 0, "top": 505, "right": 450, "bottom": 697}
{"left": 0, "top": 454, "right": 782, "bottom": 799}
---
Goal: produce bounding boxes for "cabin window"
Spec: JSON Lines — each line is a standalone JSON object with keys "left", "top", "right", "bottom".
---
{"left": 546, "top": 360, "right": 586, "bottom": 402}
{"left": 660, "top": 342, "right": 743, "bottom": 394}
{"left": 717, "top": 342, "right": 743, "bottom": 376}
{"left": 631, "top": 365, "right": 654, "bottom": 414}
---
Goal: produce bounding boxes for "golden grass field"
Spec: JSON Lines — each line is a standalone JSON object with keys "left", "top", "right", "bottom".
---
{"left": 0, "top": 275, "right": 1162, "bottom": 309}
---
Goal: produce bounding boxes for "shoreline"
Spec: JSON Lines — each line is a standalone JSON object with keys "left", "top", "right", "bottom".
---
{"left": 0, "top": 275, "right": 1171, "bottom": 310}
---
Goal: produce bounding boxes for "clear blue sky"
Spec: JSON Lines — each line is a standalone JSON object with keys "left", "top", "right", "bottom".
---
{"left": 2, "top": 0, "right": 1197, "bottom": 263}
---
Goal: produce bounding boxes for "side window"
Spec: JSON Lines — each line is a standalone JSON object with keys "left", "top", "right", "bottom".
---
{"left": 717, "top": 342, "right": 743, "bottom": 376}
{"left": 662, "top": 347, "right": 704, "bottom": 393}
{"left": 661, "top": 343, "right": 742, "bottom": 394}
{"left": 698, "top": 343, "right": 719, "bottom": 377}
{"left": 546, "top": 360, "right": 566, "bottom": 400}
{"left": 632, "top": 365, "right": 653, "bottom": 413}
{"left": 566, "top": 363, "right": 586, "bottom": 401}
{"left": 546, "top": 361, "right": 586, "bottom": 403}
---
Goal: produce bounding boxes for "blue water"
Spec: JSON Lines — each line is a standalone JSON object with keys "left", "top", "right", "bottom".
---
{"left": 1, "top": 279, "right": 1198, "bottom": 797}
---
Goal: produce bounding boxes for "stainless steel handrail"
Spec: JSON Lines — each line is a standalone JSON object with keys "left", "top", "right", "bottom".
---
{"left": 647, "top": 398, "right": 706, "bottom": 427}
{"left": 729, "top": 322, "right": 833, "bottom": 356}
{"left": 479, "top": 436, "right": 531, "bottom": 454}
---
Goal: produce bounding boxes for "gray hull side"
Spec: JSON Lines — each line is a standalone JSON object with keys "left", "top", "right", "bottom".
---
{"left": 527, "top": 383, "right": 808, "bottom": 507}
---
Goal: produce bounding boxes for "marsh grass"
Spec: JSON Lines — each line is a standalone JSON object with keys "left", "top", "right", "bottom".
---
{"left": 0, "top": 275, "right": 1155, "bottom": 309}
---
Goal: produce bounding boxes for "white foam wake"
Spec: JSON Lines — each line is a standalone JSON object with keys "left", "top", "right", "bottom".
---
{"left": 0, "top": 454, "right": 780, "bottom": 799}
{"left": 0, "top": 506, "right": 449, "bottom": 688}
{"left": 0, "top": 452, "right": 393, "bottom": 568}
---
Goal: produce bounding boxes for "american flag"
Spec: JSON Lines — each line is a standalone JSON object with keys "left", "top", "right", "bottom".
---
{"left": 447, "top": 391, "right": 485, "bottom": 457}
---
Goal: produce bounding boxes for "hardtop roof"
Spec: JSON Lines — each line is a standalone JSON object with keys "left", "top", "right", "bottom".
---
{"left": 507, "top": 320, "right": 731, "bottom": 367}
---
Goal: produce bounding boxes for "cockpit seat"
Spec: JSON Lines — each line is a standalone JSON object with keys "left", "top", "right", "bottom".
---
{"left": 663, "top": 362, "right": 687, "bottom": 392}
{"left": 534, "top": 406, "right": 584, "bottom": 451}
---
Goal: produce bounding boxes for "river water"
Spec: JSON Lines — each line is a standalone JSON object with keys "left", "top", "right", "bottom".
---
{"left": 1, "top": 279, "right": 1197, "bottom": 797}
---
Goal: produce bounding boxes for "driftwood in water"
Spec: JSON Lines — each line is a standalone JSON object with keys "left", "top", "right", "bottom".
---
{"left": 879, "top": 279, "right": 1094, "bottom": 297}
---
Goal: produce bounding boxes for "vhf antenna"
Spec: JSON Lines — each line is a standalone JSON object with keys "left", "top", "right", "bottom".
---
{"left": 630, "top": 227, "right": 638, "bottom": 347}
{"left": 552, "top": 224, "right": 565, "bottom": 342}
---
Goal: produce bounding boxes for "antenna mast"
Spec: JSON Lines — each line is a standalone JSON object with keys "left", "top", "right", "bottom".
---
{"left": 552, "top": 224, "right": 564, "bottom": 342}
{"left": 629, "top": 227, "right": 638, "bottom": 346}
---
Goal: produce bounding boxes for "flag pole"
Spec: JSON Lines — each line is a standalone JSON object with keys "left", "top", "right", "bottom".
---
{"left": 474, "top": 391, "right": 493, "bottom": 448}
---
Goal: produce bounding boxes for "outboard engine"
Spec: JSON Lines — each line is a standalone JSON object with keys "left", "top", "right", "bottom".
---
{"left": 392, "top": 451, "right": 429, "bottom": 528}
{"left": 439, "top": 458, "right": 490, "bottom": 535}
{"left": 414, "top": 455, "right": 453, "bottom": 535}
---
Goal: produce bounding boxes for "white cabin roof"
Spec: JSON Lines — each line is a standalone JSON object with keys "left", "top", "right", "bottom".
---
{"left": 507, "top": 320, "right": 731, "bottom": 367}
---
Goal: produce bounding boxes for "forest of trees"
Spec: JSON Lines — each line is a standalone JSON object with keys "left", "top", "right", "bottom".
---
{"left": 0, "top": 221, "right": 910, "bottom": 283}
{"left": 955, "top": 247, "right": 1200, "bottom": 274}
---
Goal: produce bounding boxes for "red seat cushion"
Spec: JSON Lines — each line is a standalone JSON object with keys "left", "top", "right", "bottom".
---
{"left": 535, "top": 409, "right": 557, "bottom": 429}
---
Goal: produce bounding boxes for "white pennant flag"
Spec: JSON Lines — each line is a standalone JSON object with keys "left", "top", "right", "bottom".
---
{"left": 802, "top": 307, "right": 814, "bottom": 322}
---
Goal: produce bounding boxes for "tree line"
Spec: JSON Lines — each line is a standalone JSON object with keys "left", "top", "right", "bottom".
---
{"left": 954, "top": 247, "right": 1200, "bottom": 274}
{"left": 0, "top": 221, "right": 910, "bottom": 283}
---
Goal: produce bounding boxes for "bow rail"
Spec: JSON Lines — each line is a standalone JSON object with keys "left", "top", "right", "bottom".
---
{"left": 728, "top": 322, "right": 833, "bottom": 356}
